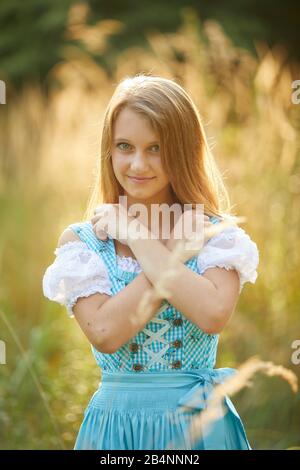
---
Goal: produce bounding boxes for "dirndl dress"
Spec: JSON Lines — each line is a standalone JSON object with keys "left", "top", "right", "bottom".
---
{"left": 73, "top": 367, "right": 251, "bottom": 450}
{"left": 43, "top": 215, "right": 259, "bottom": 450}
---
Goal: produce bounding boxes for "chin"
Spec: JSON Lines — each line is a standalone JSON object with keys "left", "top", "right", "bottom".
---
{"left": 126, "top": 188, "right": 155, "bottom": 199}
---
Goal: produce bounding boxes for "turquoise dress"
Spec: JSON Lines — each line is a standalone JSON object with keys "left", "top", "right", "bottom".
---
{"left": 66, "top": 216, "right": 252, "bottom": 450}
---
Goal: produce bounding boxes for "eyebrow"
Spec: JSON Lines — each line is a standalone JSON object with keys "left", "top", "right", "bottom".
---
{"left": 114, "top": 138, "right": 159, "bottom": 144}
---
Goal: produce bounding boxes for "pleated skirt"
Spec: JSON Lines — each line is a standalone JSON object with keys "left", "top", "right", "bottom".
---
{"left": 73, "top": 367, "right": 252, "bottom": 450}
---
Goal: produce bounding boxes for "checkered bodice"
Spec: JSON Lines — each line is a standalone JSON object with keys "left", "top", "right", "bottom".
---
{"left": 68, "top": 218, "right": 221, "bottom": 373}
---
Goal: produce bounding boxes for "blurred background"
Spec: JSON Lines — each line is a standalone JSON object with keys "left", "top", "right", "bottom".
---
{"left": 0, "top": 0, "right": 299, "bottom": 450}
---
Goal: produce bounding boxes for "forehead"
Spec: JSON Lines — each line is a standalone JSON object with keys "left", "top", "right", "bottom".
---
{"left": 113, "top": 107, "right": 159, "bottom": 141}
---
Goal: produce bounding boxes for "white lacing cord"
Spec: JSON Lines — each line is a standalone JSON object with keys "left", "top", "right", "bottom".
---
{"left": 141, "top": 303, "right": 171, "bottom": 367}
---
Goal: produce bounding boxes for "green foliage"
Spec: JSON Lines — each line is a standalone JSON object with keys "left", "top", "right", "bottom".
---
{"left": 0, "top": 0, "right": 300, "bottom": 86}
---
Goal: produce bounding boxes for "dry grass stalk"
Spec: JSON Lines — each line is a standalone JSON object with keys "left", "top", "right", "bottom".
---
{"left": 165, "top": 355, "right": 298, "bottom": 449}
{"left": 131, "top": 216, "right": 246, "bottom": 327}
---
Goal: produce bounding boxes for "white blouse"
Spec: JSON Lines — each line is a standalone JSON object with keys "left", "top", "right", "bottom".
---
{"left": 42, "top": 241, "right": 113, "bottom": 318}
{"left": 196, "top": 225, "right": 259, "bottom": 294}
{"left": 42, "top": 226, "right": 259, "bottom": 317}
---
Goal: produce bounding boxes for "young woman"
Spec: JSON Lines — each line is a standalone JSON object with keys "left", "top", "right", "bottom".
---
{"left": 42, "top": 74, "right": 259, "bottom": 450}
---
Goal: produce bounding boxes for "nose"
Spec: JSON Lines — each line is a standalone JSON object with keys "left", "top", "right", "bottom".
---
{"left": 130, "top": 151, "right": 150, "bottom": 173}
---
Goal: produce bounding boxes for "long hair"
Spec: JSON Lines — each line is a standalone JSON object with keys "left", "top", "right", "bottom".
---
{"left": 83, "top": 73, "right": 236, "bottom": 221}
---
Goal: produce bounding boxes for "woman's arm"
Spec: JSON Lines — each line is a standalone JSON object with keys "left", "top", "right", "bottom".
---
{"left": 127, "top": 223, "right": 240, "bottom": 335}
{"left": 57, "top": 229, "right": 165, "bottom": 353}
{"left": 89, "top": 271, "right": 164, "bottom": 353}
{"left": 92, "top": 204, "right": 239, "bottom": 344}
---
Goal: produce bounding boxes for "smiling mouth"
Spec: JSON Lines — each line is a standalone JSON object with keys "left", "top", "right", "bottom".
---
{"left": 127, "top": 176, "right": 156, "bottom": 182}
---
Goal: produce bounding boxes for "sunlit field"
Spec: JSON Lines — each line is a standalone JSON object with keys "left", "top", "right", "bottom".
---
{"left": 0, "top": 7, "right": 299, "bottom": 449}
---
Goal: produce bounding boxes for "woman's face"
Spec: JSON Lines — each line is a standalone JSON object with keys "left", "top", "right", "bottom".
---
{"left": 111, "top": 106, "right": 174, "bottom": 206}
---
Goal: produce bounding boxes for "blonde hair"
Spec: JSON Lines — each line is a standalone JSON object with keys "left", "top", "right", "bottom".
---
{"left": 83, "top": 73, "right": 236, "bottom": 221}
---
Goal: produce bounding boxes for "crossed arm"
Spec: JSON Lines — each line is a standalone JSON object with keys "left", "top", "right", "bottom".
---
{"left": 126, "top": 225, "right": 240, "bottom": 336}
{"left": 58, "top": 225, "right": 240, "bottom": 353}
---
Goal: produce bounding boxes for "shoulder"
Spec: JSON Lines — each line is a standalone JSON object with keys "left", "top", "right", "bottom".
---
{"left": 56, "top": 220, "right": 97, "bottom": 251}
{"left": 53, "top": 220, "right": 109, "bottom": 267}
{"left": 53, "top": 222, "right": 93, "bottom": 257}
{"left": 198, "top": 221, "right": 259, "bottom": 293}
{"left": 64, "top": 220, "right": 108, "bottom": 253}
{"left": 57, "top": 228, "right": 81, "bottom": 248}
{"left": 43, "top": 223, "right": 113, "bottom": 317}
{"left": 45, "top": 222, "right": 111, "bottom": 281}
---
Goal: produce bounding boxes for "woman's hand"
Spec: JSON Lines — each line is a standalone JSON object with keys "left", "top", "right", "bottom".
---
{"left": 165, "top": 211, "right": 213, "bottom": 263}
{"left": 91, "top": 204, "right": 140, "bottom": 246}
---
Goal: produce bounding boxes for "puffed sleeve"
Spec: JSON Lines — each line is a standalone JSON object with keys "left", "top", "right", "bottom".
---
{"left": 42, "top": 240, "right": 113, "bottom": 318}
{"left": 197, "top": 225, "right": 259, "bottom": 294}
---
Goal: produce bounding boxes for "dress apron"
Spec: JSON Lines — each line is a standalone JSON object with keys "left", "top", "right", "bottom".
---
{"left": 74, "top": 367, "right": 252, "bottom": 450}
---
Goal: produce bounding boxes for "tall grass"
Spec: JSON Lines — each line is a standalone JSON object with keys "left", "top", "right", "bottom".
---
{"left": 0, "top": 6, "right": 299, "bottom": 449}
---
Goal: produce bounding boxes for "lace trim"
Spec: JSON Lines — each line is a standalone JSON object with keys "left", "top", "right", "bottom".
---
{"left": 205, "top": 226, "right": 237, "bottom": 246}
{"left": 197, "top": 226, "right": 259, "bottom": 293}
{"left": 66, "top": 284, "right": 112, "bottom": 317}
{"left": 55, "top": 241, "right": 143, "bottom": 272}
{"left": 54, "top": 240, "right": 86, "bottom": 256}
{"left": 116, "top": 254, "right": 142, "bottom": 273}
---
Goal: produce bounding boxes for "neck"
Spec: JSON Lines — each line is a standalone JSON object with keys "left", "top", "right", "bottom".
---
{"left": 123, "top": 187, "right": 180, "bottom": 238}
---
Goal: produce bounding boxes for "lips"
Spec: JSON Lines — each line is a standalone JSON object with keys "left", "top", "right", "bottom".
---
{"left": 127, "top": 176, "right": 156, "bottom": 183}
{"left": 128, "top": 176, "right": 155, "bottom": 180}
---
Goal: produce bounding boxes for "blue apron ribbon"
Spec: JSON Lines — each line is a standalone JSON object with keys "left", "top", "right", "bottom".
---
{"left": 174, "top": 367, "right": 250, "bottom": 450}
{"left": 177, "top": 367, "right": 237, "bottom": 411}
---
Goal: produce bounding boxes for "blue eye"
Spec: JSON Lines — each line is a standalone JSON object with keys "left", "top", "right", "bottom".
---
{"left": 116, "top": 142, "right": 160, "bottom": 152}
{"left": 117, "top": 142, "right": 131, "bottom": 151}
